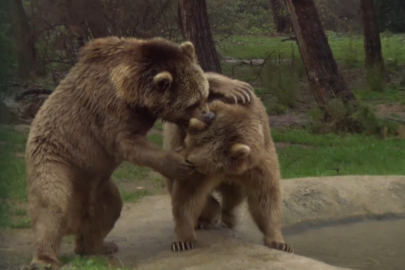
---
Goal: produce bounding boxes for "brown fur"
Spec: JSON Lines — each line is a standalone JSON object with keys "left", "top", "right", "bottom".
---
{"left": 25, "top": 36, "right": 253, "bottom": 269}
{"left": 163, "top": 92, "right": 293, "bottom": 253}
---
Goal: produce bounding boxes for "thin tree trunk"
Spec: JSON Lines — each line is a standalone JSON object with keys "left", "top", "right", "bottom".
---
{"left": 360, "top": 0, "right": 385, "bottom": 73}
{"left": 76, "top": 0, "right": 109, "bottom": 39}
{"left": 284, "top": 0, "right": 355, "bottom": 106}
{"left": 65, "top": 0, "right": 86, "bottom": 47}
{"left": 178, "top": 0, "right": 221, "bottom": 73}
{"left": 177, "top": 3, "right": 185, "bottom": 38}
{"left": 8, "top": 0, "right": 37, "bottom": 78}
{"left": 268, "top": 0, "right": 290, "bottom": 33}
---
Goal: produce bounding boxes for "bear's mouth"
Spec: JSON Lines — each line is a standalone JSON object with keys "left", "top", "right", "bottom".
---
{"left": 160, "top": 118, "right": 188, "bottom": 127}
{"left": 176, "top": 119, "right": 190, "bottom": 129}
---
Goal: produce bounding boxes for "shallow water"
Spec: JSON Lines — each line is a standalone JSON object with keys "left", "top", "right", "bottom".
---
{"left": 285, "top": 218, "right": 405, "bottom": 270}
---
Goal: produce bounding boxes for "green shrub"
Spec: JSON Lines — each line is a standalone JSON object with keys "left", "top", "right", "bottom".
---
{"left": 266, "top": 102, "right": 287, "bottom": 115}
{"left": 307, "top": 99, "right": 387, "bottom": 136}
{"left": 365, "top": 65, "right": 385, "bottom": 92}
{"left": 261, "top": 52, "right": 305, "bottom": 109}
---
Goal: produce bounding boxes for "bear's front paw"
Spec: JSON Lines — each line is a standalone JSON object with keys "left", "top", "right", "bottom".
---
{"left": 223, "top": 79, "right": 253, "bottom": 105}
{"left": 195, "top": 219, "right": 214, "bottom": 230}
{"left": 163, "top": 152, "right": 195, "bottom": 181}
{"left": 101, "top": 241, "right": 119, "bottom": 254}
{"left": 221, "top": 212, "right": 237, "bottom": 229}
{"left": 211, "top": 79, "right": 253, "bottom": 105}
{"left": 267, "top": 241, "right": 294, "bottom": 253}
{"left": 171, "top": 241, "right": 196, "bottom": 252}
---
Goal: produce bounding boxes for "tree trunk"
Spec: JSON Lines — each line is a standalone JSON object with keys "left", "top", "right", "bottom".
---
{"left": 268, "top": 0, "right": 291, "bottom": 33}
{"left": 64, "top": 0, "right": 86, "bottom": 47}
{"left": 64, "top": 0, "right": 109, "bottom": 44}
{"left": 178, "top": 0, "right": 222, "bottom": 73}
{"left": 284, "top": 0, "right": 355, "bottom": 106}
{"left": 83, "top": 1, "right": 109, "bottom": 39}
{"left": 8, "top": 0, "right": 37, "bottom": 78}
{"left": 360, "top": 0, "right": 385, "bottom": 73}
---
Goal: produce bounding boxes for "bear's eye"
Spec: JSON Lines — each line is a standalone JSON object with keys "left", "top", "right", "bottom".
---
{"left": 186, "top": 102, "right": 199, "bottom": 111}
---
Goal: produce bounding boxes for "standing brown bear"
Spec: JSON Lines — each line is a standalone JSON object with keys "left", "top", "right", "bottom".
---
{"left": 25, "top": 36, "right": 252, "bottom": 269}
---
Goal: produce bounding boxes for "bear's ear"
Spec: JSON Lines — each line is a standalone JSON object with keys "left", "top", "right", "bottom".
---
{"left": 180, "top": 41, "right": 196, "bottom": 60}
{"left": 153, "top": 71, "right": 173, "bottom": 91}
{"left": 230, "top": 143, "right": 250, "bottom": 159}
{"left": 188, "top": 118, "right": 207, "bottom": 131}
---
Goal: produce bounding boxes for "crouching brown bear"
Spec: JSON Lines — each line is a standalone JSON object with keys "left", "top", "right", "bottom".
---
{"left": 163, "top": 89, "right": 293, "bottom": 254}
{"left": 25, "top": 36, "right": 253, "bottom": 269}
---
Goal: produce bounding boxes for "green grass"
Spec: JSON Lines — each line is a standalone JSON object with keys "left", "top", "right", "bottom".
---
{"left": 0, "top": 126, "right": 27, "bottom": 201}
{"left": 148, "top": 133, "right": 163, "bottom": 148}
{"left": 10, "top": 218, "right": 30, "bottom": 229}
{"left": 112, "top": 121, "right": 165, "bottom": 202}
{"left": 218, "top": 35, "right": 298, "bottom": 60}
{"left": 0, "top": 126, "right": 28, "bottom": 227}
{"left": 221, "top": 62, "right": 262, "bottom": 82}
{"left": 272, "top": 128, "right": 405, "bottom": 179}
{"left": 113, "top": 162, "right": 152, "bottom": 182}
{"left": 353, "top": 87, "right": 405, "bottom": 106}
{"left": 153, "top": 120, "right": 164, "bottom": 131}
{"left": 60, "top": 255, "right": 130, "bottom": 270}
{"left": 112, "top": 125, "right": 165, "bottom": 202}
{"left": 113, "top": 122, "right": 163, "bottom": 182}
{"left": 218, "top": 34, "right": 405, "bottom": 64}
{"left": 121, "top": 190, "right": 150, "bottom": 203}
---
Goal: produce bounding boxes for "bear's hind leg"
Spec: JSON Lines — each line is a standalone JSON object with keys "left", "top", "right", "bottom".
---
{"left": 246, "top": 172, "right": 293, "bottom": 254}
{"left": 195, "top": 194, "right": 221, "bottom": 230}
{"left": 28, "top": 172, "right": 72, "bottom": 269}
{"left": 74, "top": 179, "right": 123, "bottom": 255}
{"left": 30, "top": 208, "right": 67, "bottom": 269}
{"left": 171, "top": 174, "right": 221, "bottom": 252}
{"left": 217, "top": 182, "right": 245, "bottom": 229}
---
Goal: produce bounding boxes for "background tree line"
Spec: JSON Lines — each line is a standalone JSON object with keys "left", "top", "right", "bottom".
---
{"left": 1, "top": 0, "right": 404, "bottom": 82}
{"left": 1, "top": 0, "right": 405, "bottom": 135}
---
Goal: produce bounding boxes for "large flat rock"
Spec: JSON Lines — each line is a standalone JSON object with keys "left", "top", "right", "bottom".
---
{"left": 105, "top": 175, "right": 405, "bottom": 269}
{"left": 107, "top": 195, "right": 348, "bottom": 270}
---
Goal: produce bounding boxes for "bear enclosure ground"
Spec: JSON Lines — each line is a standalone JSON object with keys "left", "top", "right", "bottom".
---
{"left": 1, "top": 33, "right": 405, "bottom": 269}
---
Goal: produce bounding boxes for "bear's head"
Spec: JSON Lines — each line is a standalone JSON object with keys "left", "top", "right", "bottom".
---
{"left": 79, "top": 37, "right": 215, "bottom": 126}
{"left": 184, "top": 100, "right": 257, "bottom": 175}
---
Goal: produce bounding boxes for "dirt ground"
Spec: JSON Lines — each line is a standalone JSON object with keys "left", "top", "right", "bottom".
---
{"left": 1, "top": 175, "right": 405, "bottom": 270}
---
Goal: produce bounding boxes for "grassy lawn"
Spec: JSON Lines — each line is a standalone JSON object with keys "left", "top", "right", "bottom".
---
{"left": 0, "top": 126, "right": 29, "bottom": 228}
{"left": 59, "top": 255, "right": 130, "bottom": 270}
{"left": 272, "top": 129, "right": 405, "bottom": 179}
{"left": 217, "top": 34, "right": 405, "bottom": 64}
{"left": 353, "top": 87, "right": 405, "bottom": 106}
